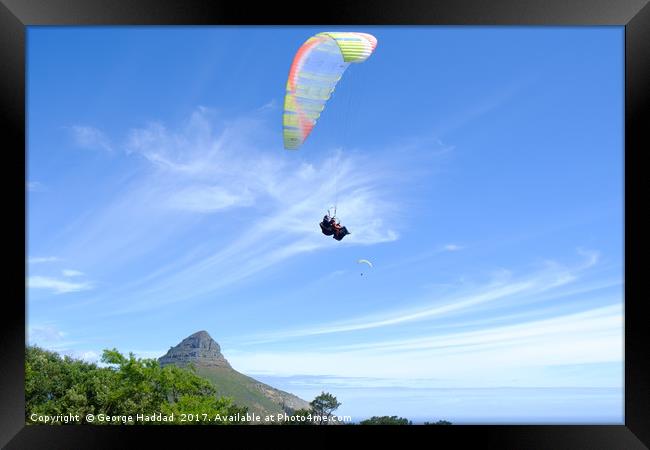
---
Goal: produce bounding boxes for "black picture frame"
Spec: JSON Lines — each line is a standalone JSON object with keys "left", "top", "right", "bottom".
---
{"left": 2, "top": 0, "right": 647, "bottom": 448}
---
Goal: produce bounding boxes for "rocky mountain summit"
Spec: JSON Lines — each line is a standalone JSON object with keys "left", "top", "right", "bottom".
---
{"left": 159, "top": 330, "right": 232, "bottom": 369}
{"left": 158, "top": 331, "right": 310, "bottom": 416}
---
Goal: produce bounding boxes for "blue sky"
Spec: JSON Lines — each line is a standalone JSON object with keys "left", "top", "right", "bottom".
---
{"left": 27, "top": 26, "right": 624, "bottom": 423}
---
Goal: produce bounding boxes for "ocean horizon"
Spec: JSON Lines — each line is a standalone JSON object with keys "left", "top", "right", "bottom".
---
{"left": 250, "top": 378, "right": 623, "bottom": 424}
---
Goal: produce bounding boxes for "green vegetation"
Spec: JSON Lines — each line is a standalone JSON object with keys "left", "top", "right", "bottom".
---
{"left": 359, "top": 415, "right": 412, "bottom": 425}
{"left": 423, "top": 420, "right": 453, "bottom": 425}
{"left": 282, "top": 391, "right": 342, "bottom": 425}
{"left": 26, "top": 346, "right": 452, "bottom": 426}
{"left": 282, "top": 393, "right": 451, "bottom": 425}
{"left": 309, "top": 391, "right": 341, "bottom": 425}
{"left": 26, "top": 346, "right": 247, "bottom": 425}
{"left": 283, "top": 408, "right": 314, "bottom": 425}
{"left": 193, "top": 366, "right": 291, "bottom": 417}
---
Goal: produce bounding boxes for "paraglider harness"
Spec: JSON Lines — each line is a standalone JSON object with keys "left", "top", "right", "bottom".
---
{"left": 320, "top": 208, "right": 350, "bottom": 241}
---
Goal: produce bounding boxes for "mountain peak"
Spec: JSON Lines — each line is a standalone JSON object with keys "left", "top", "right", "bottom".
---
{"left": 157, "top": 330, "right": 311, "bottom": 416}
{"left": 190, "top": 330, "right": 212, "bottom": 340}
{"left": 159, "top": 330, "right": 231, "bottom": 369}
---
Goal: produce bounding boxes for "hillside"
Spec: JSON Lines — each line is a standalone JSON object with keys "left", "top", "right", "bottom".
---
{"left": 158, "top": 331, "right": 310, "bottom": 417}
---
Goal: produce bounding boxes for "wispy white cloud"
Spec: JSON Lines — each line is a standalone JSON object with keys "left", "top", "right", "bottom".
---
{"left": 167, "top": 185, "right": 255, "bottom": 213}
{"left": 27, "top": 323, "right": 100, "bottom": 364}
{"left": 62, "top": 269, "right": 84, "bottom": 277}
{"left": 379, "top": 242, "right": 470, "bottom": 273}
{"left": 433, "top": 80, "right": 533, "bottom": 138}
{"left": 395, "top": 135, "right": 456, "bottom": 157}
{"left": 332, "top": 304, "right": 621, "bottom": 354}
{"left": 28, "top": 256, "right": 61, "bottom": 264}
{"left": 27, "top": 323, "right": 85, "bottom": 354}
{"left": 257, "top": 99, "right": 278, "bottom": 112}
{"left": 243, "top": 250, "right": 602, "bottom": 343}
{"left": 247, "top": 280, "right": 535, "bottom": 343}
{"left": 28, "top": 324, "right": 66, "bottom": 344}
{"left": 224, "top": 248, "right": 621, "bottom": 389}
{"left": 26, "top": 181, "right": 45, "bottom": 192}
{"left": 60, "top": 107, "right": 409, "bottom": 314}
{"left": 576, "top": 248, "right": 601, "bottom": 268}
{"left": 27, "top": 276, "right": 93, "bottom": 294}
{"left": 228, "top": 303, "right": 622, "bottom": 387}
{"left": 69, "top": 125, "right": 113, "bottom": 153}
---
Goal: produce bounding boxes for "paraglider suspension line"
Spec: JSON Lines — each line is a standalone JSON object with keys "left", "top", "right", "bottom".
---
{"left": 335, "top": 66, "right": 356, "bottom": 213}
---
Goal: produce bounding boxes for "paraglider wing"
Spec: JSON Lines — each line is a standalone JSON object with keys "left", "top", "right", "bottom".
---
{"left": 283, "top": 32, "right": 378, "bottom": 150}
{"left": 357, "top": 259, "right": 373, "bottom": 268}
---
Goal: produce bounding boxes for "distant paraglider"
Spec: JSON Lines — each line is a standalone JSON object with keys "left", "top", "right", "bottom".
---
{"left": 358, "top": 258, "right": 373, "bottom": 275}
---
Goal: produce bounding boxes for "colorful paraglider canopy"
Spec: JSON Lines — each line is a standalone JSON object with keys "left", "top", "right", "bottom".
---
{"left": 283, "top": 32, "right": 378, "bottom": 150}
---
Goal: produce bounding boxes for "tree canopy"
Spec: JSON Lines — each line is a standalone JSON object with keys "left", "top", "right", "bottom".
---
{"left": 26, "top": 346, "right": 247, "bottom": 425}
{"left": 309, "top": 391, "right": 341, "bottom": 425}
{"left": 359, "top": 415, "right": 412, "bottom": 425}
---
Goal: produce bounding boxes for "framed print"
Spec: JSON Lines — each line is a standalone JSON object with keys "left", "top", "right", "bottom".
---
{"left": 1, "top": 0, "right": 648, "bottom": 448}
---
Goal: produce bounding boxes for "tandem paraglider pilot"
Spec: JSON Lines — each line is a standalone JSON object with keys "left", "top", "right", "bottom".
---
{"left": 320, "top": 211, "right": 350, "bottom": 241}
